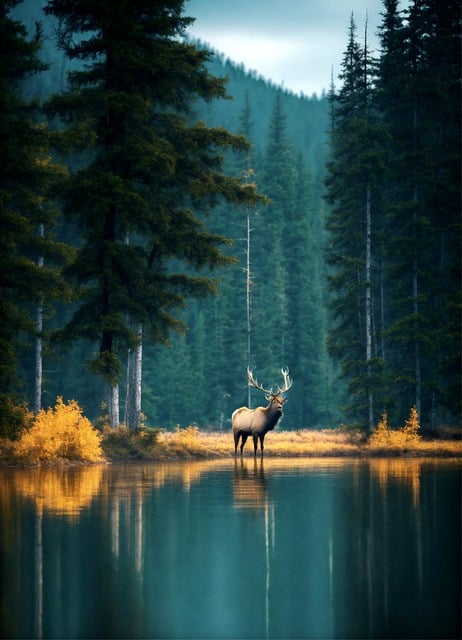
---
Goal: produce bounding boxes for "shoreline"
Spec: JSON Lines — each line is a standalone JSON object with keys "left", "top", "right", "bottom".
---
{"left": 1, "top": 426, "right": 460, "bottom": 467}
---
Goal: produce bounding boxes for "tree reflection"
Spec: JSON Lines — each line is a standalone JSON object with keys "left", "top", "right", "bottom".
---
{"left": 370, "top": 458, "right": 424, "bottom": 507}
{"left": 9, "top": 465, "right": 104, "bottom": 517}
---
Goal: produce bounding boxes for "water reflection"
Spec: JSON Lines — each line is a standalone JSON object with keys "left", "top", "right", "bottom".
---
{"left": 2, "top": 457, "right": 433, "bottom": 516}
{"left": 370, "top": 458, "right": 423, "bottom": 506}
{"left": 3, "top": 465, "right": 104, "bottom": 517}
{"left": 233, "top": 458, "right": 270, "bottom": 509}
{"left": 232, "top": 459, "right": 275, "bottom": 637}
{"left": 0, "top": 458, "right": 460, "bottom": 639}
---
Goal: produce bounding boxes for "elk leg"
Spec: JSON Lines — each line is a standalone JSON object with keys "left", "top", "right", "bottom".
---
{"left": 240, "top": 433, "right": 248, "bottom": 455}
{"left": 234, "top": 432, "right": 240, "bottom": 456}
{"left": 260, "top": 434, "right": 265, "bottom": 456}
{"left": 253, "top": 433, "right": 259, "bottom": 456}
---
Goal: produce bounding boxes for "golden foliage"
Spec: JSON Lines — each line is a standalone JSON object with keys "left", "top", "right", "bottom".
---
{"left": 403, "top": 406, "right": 420, "bottom": 439}
{"left": 15, "top": 397, "right": 103, "bottom": 463}
{"left": 368, "top": 406, "right": 421, "bottom": 451}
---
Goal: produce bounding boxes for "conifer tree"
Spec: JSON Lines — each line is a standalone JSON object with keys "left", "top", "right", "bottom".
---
{"left": 254, "top": 93, "right": 295, "bottom": 376}
{"left": 377, "top": 0, "right": 460, "bottom": 424}
{"left": 43, "top": 0, "right": 264, "bottom": 426}
{"left": 324, "top": 15, "right": 387, "bottom": 430}
{"left": 324, "top": 1, "right": 460, "bottom": 429}
{"left": 0, "top": 1, "right": 70, "bottom": 435}
{"left": 238, "top": 91, "right": 257, "bottom": 406}
{"left": 289, "top": 152, "right": 330, "bottom": 425}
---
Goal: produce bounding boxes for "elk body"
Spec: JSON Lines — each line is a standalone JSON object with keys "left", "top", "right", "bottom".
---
{"left": 232, "top": 368, "right": 293, "bottom": 456}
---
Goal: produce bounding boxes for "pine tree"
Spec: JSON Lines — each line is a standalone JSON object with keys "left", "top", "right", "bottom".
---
{"left": 238, "top": 91, "right": 258, "bottom": 407}
{"left": 43, "top": 0, "right": 264, "bottom": 426}
{"left": 324, "top": 15, "right": 387, "bottom": 430}
{"left": 253, "top": 93, "right": 295, "bottom": 378}
{"left": 377, "top": 0, "right": 461, "bottom": 425}
{"left": 289, "top": 152, "right": 330, "bottom": 426}
{"left": 0, "top": 1, "right": 70, "bottom": 435}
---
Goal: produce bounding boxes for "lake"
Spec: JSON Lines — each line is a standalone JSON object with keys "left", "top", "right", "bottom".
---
{"left": 0, "top": 458, "right": 460, "bottom": 639}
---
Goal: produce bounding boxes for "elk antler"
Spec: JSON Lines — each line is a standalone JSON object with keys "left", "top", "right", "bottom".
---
{"left": 247, "top": 368, "right": 274, "bottom": 396}
{"left": 277, "top": 367, "right": 293, "bottom": 394}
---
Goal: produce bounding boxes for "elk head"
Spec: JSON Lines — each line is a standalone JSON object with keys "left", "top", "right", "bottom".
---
{"left": 247, "top": 367, "right": 293, "bottom": 412}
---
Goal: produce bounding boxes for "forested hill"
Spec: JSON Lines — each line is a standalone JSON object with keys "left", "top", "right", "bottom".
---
{"left": 193, "top": 42, "right": 330, "bottom": 179}
{"left": 12, "top": 1, "right": 337, "bottom": 430}
{"left": 143, "top": 48, "right": 336, "bottom": 430}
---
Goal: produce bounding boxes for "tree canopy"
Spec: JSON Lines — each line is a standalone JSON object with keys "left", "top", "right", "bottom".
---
{"left": 43, "top": 0, "right": 264, "bottom": 391}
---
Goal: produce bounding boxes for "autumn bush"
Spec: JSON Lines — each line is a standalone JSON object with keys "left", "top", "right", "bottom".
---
{"left": 15, "top": 397, "right": 103, "bottom": 463}
{"left": 368, "top": 407, "right": 421, "bottom": 450}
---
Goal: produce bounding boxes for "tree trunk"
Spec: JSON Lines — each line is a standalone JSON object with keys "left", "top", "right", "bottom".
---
{"left": 413, "top": 204, "right": 421, "bottom": 418}
{"left": 108, "top": 384, "right": 119, "bottom": 428}
{"left": 365, "top": 184, "right": 373, "bottom": 432}
{"left": 412, "top": 97, "right": 422, "bottom": 418}
{"left": 246, "top": 205, "right": 252, "bottom": 408}
{"left": 34, "top": 224, "right": 44, "bottom": 415}
{"left": 379, "top": 256, "right": 385, "bottom": 361}
{"left": 34, "top": 302, "right": 43, "bottom": 415}
{"left": 126, "top": 324, "right": 143, "bottom": 430}
{"left": 124, "top": 345, "right": 131, "bottom": 425}
{"left": 134, "top": 324, "right": 143, "bottom": 429}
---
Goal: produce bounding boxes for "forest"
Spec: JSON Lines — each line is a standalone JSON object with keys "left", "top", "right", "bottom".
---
{"left": 1, "top": 0, "right": 460, "bottom": 439}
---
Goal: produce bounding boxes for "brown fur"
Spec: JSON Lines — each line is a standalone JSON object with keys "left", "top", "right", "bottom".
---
{"left": 232, "top": 393, "right": 286, "bottom": 456}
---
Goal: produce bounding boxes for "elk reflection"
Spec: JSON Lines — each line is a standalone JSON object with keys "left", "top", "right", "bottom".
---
{"left": 233, "top": 458, "right": 270, "bottom": 509}
{"left": 233, "top": 458, "right": 275, "bottom": 638}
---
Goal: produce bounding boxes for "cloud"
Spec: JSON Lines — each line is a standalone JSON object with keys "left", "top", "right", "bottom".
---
{"left": 186, "top": 0, "right": 391, "bottom": 96}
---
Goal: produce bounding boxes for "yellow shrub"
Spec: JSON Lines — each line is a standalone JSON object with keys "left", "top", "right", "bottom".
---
{"left": 15, "top": 397, "right": 103, "bottom": 463}
{"left": 369, "top": 412, "right": 391, "bottom": 446}
{"left": 369, "top": 407, "right": 421, "bottom": 450}
{"left": 402, "top": 406, "right": 420, "bottom": 441}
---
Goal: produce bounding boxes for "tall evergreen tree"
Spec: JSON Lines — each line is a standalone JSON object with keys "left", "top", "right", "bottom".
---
{"left": 377, "top": 0, "right": 461, "bottom": 425}
{"left": 324, "top": 15, "right": 387, "bottom": 430}
{"left": 0, "top": 0, "right": 70, "bottom": 435}
{"left": 43, "top": 0, "right": 264, "bottom": 426}
{"left": 254, "top": 93, "right": 295, "bottom": 376}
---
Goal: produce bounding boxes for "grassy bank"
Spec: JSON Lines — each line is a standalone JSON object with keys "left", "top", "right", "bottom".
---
{"left": 101, "top": 425, "right": 461, "bottom": 461}
{"left": 1, "top": 397, "right": 460, "bottom": 466}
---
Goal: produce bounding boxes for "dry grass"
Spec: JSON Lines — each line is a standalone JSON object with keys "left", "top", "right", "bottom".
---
{"left": 154, "top": 425, "right": 461, "bottom": 459}
{"left": 1, "top": 415, "right": 460, "bottom": 466}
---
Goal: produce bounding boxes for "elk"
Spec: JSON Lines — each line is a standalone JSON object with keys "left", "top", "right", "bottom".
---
{"left": 232, "top": 368, "right": 293, "bottom": 456}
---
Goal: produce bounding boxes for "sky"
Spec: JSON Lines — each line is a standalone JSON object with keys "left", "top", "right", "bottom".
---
{"left": 185, "top": 0, "right": 387, "bottom": 97}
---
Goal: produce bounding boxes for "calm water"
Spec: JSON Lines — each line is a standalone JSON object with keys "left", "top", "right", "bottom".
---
{"left": 0, "top": 458, "right": 460, "bottom": 639}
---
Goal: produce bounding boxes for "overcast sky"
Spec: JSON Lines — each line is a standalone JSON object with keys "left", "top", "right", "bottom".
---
{"left": 185, "top": 0, "right": 388, "bottom": 97}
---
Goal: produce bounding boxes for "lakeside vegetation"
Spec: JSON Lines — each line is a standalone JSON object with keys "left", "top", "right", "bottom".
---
{"left": 0, "top": 399, "right": 459, "bottom": 466}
